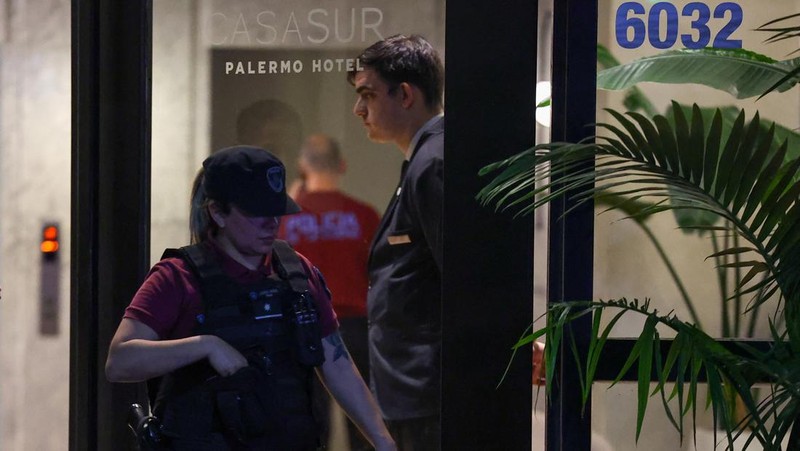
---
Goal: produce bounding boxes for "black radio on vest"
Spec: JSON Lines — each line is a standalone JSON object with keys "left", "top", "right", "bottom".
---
{"left": 290, "top": 292, "right": 324, "bottom": 367}
{"left": 135, "top": 240, "right": 325, "bottom": 451}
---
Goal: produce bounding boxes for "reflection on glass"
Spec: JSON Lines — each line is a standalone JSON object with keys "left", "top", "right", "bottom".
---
{"left": 153, "top": 0, "right": 444, "bottom": 255}
{"left": 153, "top": 2, "right": 444, "bottom": 450}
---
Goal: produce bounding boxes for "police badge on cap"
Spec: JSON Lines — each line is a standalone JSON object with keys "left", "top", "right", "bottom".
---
{"left": 202, "top": 145, "right": 301, "bottom": 216}
{"left": 267, "top": 166, "right": 285, "bottom": 193}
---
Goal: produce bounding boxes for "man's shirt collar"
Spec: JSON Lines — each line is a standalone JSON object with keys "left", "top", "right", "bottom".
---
{"left": 406, "top": 113, "right": 444, "bottom": 161}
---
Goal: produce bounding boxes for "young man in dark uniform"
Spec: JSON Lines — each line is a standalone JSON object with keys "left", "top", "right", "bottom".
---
{"left": 349, "top": 35, "right": 444, "bottom": 451}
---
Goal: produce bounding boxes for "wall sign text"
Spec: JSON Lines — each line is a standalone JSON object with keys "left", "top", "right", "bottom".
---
{"left": 209, "top": 8, "right": 385, "bottom": 46}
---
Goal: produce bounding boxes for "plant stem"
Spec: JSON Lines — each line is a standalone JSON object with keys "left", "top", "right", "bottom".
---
{"left": 733, "top": 229, "right": 742, "bottom": 337}
{"left": 746, "top": 279, "right": 765, "bottom": 338}
{"left": 713, "top": 233, "right": 730, "bottom": 337}
{"left": 639, "top": 223, "right": 702, "bottom": 327}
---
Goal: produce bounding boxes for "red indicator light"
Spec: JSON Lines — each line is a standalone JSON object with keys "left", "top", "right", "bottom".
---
{"left": 43, "top": 226, "right": 58, "bottom": 240}
{"left": 41, "top": 224, "right": 60, "bottom": 255}
{"left": 41, "top": 240, "right": 59, "bottom": 253}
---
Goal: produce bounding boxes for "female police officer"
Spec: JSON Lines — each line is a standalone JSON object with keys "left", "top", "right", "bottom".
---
{"left": 106, "top": 146, "right": 395, "bottom": 451}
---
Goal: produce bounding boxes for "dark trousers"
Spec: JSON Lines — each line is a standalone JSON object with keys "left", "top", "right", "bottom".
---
{"left": 314, "top": 316, "right": 371, "bottom": 450}
{"left": 167, "top": 434, "right": 321, "bottom": 450}
{"left": 385, "top": 415, "right": 441, "bottom": 451}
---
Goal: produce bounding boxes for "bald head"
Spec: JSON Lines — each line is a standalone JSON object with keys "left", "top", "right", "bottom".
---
{"left": 300, "top": 134, "right": 344, "bottom": 174}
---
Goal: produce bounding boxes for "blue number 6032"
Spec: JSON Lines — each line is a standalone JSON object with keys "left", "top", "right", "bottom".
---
{"left": 616, "top": 1, "right": 742, "bottom": 50}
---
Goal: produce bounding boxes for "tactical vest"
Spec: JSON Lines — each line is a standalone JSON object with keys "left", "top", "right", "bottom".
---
{"left": 153, "top": 240, "right": 325, "bottom": 450}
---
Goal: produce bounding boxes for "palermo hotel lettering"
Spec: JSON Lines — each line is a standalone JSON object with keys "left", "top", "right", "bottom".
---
{"left": 224, "top": 58, "right": 364, "bottom": 75}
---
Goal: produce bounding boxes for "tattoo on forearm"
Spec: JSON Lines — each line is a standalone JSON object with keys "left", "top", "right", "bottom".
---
{"left": 324, "top": 332, "right": 350, "bottom": 362}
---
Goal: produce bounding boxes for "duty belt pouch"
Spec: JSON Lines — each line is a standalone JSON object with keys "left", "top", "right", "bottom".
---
{"left": 158, "top": 384, "right": 215, "bottom": 441}
{"left": 212, "top": 367, "right": 276, "bottom": 442}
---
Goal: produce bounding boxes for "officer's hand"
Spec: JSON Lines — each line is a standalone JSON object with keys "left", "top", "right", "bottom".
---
{"left": 205, "top": 335, "right": 248, "bottom": 377}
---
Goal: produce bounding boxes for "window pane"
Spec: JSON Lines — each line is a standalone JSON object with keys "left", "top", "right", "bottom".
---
{"left": 595, "top": 0, "right": 796, "bottom": 341}
{"left": 152, "top": 1, "right": 444, "bottom": 258}
{"left": 152, "top": 2, "right": 444, "bottom": 450}
{"left": 590, "top": 2, "right": 797, "bottom": 449}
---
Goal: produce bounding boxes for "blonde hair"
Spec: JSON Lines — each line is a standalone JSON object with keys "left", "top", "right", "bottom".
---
{"left": 189, "top": 168, "right": 230, "bottom": 244}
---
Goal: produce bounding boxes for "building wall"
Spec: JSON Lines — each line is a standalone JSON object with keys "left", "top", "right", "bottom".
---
{"left": 0, "top": 0, "right": 71, "bottom": 450}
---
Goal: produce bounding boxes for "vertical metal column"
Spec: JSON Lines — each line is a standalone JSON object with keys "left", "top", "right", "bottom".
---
{"left": 71, "top": 1, "right": 152, "bottom": 450}
{"left": 546, "top": 1, "right": 598, "bottom": 450}
{"left": 443, "top": 1, "right": 537, "bottom": 449}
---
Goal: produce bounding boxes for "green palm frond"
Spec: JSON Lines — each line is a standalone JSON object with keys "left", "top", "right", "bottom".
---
{"left": 596, "top": 48, "right": 800, "bottom": 99}
{"left": 757, "top": 12, "right": 800, "bottom": 47}
{"left": 519, "top": 298, "right": 800, "bottom": 450}
{"left": 664, "top": 103, "right": 800, "bottom": 232}
{"left": 478, "top": 103, "right": 800, "bottom": 315}
{"left": 756, "top": 12, "right": 800, "bottom": 98}
{"left": 479, "top": 104, "right": 800, "bottom": 448}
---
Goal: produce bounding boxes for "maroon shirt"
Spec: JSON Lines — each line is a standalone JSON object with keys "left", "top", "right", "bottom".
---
{"left": 278, "top": 190, "right": 380, "bottom": 318}
{"left": 124, "top": 240, "right": 338, "bottom": 340}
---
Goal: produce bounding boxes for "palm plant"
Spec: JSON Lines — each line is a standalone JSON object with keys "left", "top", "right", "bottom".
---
{"left": 478, "top": 102, "right": 800, "bottom": 450}
{"left": 477, "top": 13, "right": 800, "bottom": 449}
{"left": 594, "top": 44, "right": 800, "bottom": 343}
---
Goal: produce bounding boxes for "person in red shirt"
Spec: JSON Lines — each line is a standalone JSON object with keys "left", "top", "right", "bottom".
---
{"left": 280, "top": 134, "right": 380, "bottom": 450}
{"left": 106, "top": 145, "right": 394, "bottom": 451}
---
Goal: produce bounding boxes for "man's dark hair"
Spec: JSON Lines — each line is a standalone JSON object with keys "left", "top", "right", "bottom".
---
{"left": 348, "top": 34, "right": 444, "bottom": 111}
